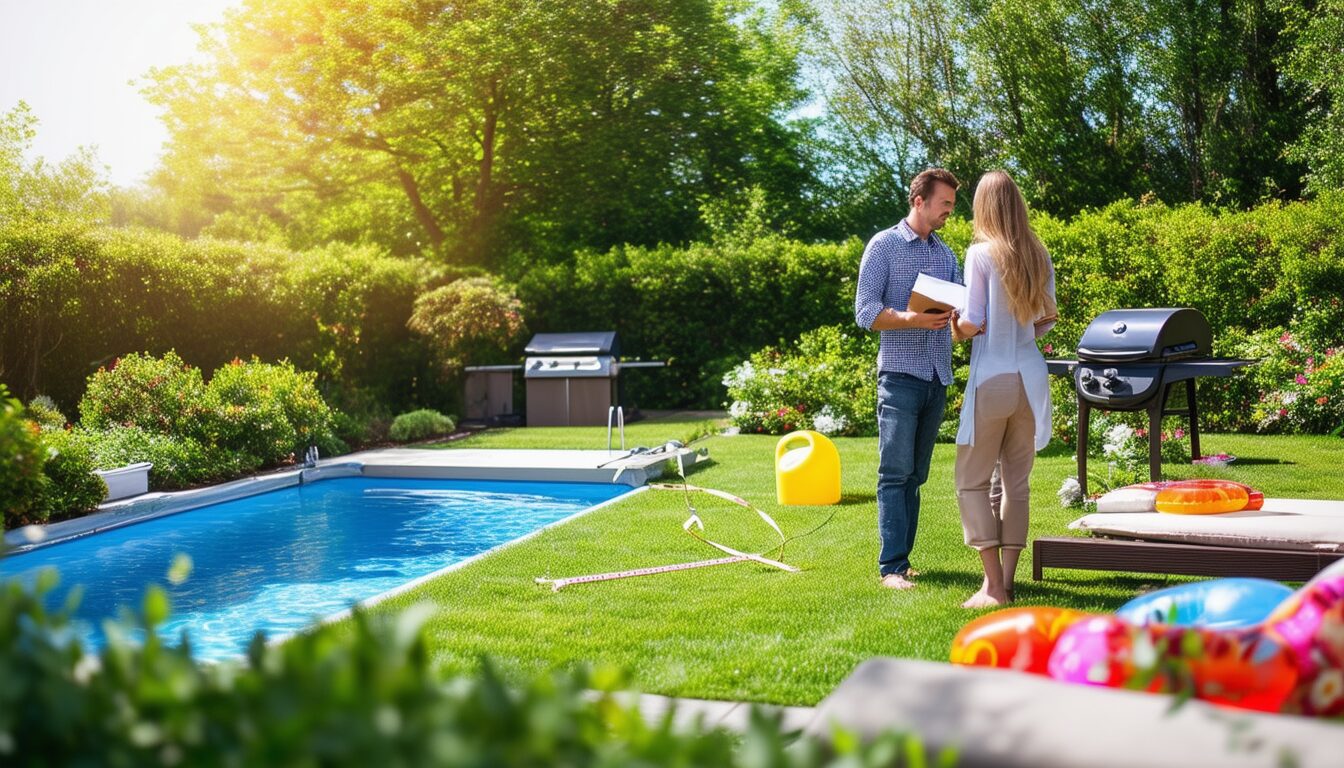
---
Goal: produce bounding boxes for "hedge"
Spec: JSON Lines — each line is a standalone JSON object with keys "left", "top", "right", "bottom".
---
{"left": 6, "top": 193, "right": 1344, "bottom": 422}
{"left": 0, "top": 222, "right": 441, "bottom": 414}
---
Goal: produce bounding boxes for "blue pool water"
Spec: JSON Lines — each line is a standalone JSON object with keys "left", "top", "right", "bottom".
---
{"left": 0, "top": 477, "right": 629, "bottom": 660}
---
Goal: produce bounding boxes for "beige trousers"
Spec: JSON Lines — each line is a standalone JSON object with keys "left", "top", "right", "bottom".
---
{"left": 955, "top": 373, "right": 1036, "bottom": 551}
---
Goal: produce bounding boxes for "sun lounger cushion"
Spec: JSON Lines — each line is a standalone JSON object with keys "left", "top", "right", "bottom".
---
{"left": 1069, "top": 498, "right": 1344, "bottom": 553}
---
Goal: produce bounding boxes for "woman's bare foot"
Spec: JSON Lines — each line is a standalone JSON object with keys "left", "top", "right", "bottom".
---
{"left": 880, "top": 573, "right": 917, "bottom": 590}
{"left": 962, "top": 588, "right": 1009, "bottom": 608}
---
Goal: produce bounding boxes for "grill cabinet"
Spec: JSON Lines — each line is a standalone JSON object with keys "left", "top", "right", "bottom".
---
{"left": 1048, "top": 308, "right": 1253, "bottom": 495}
{"left": 524, "top": 331, "right": 619, "bottom": 426}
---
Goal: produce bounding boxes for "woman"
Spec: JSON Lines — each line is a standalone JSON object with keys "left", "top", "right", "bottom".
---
{"left": 952, "top": 171, "right": 1057, "bottom": 608}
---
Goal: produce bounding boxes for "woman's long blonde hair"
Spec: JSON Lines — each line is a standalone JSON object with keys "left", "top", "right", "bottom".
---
{"left": 972, "top": 171, "right": 1056, "bottom": 325}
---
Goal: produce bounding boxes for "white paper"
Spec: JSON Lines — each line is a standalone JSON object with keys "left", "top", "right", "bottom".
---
{"left": 910, "top": 272, "right": 967, "bottom": 313}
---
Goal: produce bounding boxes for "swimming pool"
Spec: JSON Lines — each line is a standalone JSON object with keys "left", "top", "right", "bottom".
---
{"left": 0, "top": 476, "right": 632, "bottom": 660}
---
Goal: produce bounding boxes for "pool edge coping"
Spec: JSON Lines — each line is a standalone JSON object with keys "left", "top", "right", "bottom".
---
{"left": 4, "top": 447, "right": 682, "bottom": 554}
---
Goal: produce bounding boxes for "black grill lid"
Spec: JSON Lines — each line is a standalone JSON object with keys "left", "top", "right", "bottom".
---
{"left": 524, "top": 331, "right": 619, "bottom": 357}
{"left": 1076, "top": 308, "right": 1210, "bottom": 363}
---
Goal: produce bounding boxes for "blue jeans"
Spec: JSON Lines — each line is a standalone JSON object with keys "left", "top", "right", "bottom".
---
{"left": 876, "top": 372, "right": 947, "bottom": 576}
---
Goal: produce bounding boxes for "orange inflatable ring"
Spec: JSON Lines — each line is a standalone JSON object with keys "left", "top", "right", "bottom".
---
{"left": 1223, "top": 480, "right": 1264, "bottom": 511}
{"left": 1154, "top": 479, "right": 1250, "bottom": 515}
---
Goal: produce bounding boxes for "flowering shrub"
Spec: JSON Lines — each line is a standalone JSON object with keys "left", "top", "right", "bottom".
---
{"left": 25, "top": 395, "right": 66, "bottom": 430}
{"left": 407, "top": 277, "right": 527, "bottom": 371}
{"left": 724, "top": 325, "right": 877, "bottom": 436}
{"left": 1247, "top": 329, "right": 1344, "bottom": 435}
{"left": 204, "top": 358, "right": 341, "bottom": 464}
{"left": 78, "top": 351, "right": 208, "bottom": 434}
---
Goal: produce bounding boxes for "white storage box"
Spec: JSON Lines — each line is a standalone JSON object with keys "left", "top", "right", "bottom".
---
{"left": 93, "top": 462, "right": 153, "bottom": 502}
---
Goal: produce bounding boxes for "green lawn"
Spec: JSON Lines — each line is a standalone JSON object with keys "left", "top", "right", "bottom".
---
{"left": 359, "top": 414, "right": 1344, "bottom": 706}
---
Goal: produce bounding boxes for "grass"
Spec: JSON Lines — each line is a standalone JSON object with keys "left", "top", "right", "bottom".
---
{"left": 357, "top": 413, "right": 1344, "bottom": 706}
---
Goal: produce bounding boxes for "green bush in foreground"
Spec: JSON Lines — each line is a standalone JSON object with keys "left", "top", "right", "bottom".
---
{"left": 0, "top": 386, "right": 46, "bottom": 528}
{"left": 389, "top": 409, "right": 457, "bottom": 442}
{"left": 0, "top": 573, "right": 940, "bottom": 767}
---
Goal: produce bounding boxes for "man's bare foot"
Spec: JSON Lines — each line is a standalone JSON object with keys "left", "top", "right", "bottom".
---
{"left": 880, "top": 573, "right": 917, "bottom": 590}
{"left": 962, "top": 588, "right": 1008, "bottom": 608}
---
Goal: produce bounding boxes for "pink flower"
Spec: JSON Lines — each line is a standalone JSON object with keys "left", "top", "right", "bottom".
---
{"left": 1174, "top": 428, "right": 1185, "bottom": 439}
{"left": 1044, "top": 343, "right": 1054, "bottom": 355}
{"left": 1296, "top": 374, "right": 1309, "bottom": 385}
{"left": 1279, "top": 408, "right": 1288, "bottom": 417}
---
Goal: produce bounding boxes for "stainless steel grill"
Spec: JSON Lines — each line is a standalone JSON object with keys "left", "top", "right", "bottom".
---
{"left": 1048, "top": 308, "right": 1254, "bottom": 495}
{"left": 524, "top": 331, "right": 619, "bottom": 427}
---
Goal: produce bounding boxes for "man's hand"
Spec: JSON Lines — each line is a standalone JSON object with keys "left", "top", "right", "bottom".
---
{"left": 870, "top": 307, "right": 952, "bottom": 331}
{"left": 903, "top": 309, "right": 952, "bottom": 330}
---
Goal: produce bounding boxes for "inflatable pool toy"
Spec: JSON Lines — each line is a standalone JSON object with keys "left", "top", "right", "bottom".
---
{"left": 949, "top": 606, "right": 1089, "bottom": 675}
{"left": 1096, "top": 479, "right": 1263, "bottom": 514}
{"left": 1047, "top": 616, "right": 1297, "bottom": 713}
{"left": 1117, "top": 578, "right": 1294, "bottom": 630}
{"left": 1155, "top": 479, "right": 1251, "bottom": 515}
{"left": 1265, "top": 558, "right": 1344, "bottom": 717}
{"left": 954, "top": 558, "right": 1344, "bottom": 716}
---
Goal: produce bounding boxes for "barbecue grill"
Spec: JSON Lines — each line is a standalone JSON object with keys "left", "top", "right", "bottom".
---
{"left": 1047, "top": 308, "right": 1254, "bottom": 495}
{"left": 523, "top": 331, "right": 665, "bottom": 427}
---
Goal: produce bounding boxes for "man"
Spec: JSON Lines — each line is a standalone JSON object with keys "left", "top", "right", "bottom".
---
{"left": 853, "top": 168, "right": 961, "bottom": 590}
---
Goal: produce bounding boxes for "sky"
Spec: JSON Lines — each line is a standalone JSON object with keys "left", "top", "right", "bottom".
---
{"left": 0, "top": 0, "right": 238, "bottom": 187}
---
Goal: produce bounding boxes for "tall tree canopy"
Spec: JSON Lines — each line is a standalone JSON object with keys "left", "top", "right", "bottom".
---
{"left": 143, "top": 0, "right": 815, "bottom": 264}
{"left": 807, "top": 0, "right": 1310, "bottom": 216}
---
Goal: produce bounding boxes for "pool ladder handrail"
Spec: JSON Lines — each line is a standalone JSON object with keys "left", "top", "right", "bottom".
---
{"left": 607, "top": 406, "right": 625, "bottom": 453}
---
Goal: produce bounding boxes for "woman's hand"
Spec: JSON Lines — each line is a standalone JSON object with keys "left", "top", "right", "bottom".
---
{"left": 952, "top": 310, "right": 982, "bottom": 340}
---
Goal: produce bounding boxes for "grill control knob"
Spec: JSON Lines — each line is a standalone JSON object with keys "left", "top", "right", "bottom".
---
{"left": 1112, "top": 322, "right": 1127, "bottom": 334}
{"left": 1100, "top": 368, "right": 1121, "bottom": 390}
{"left": 548, "top": 360, "right": 558, "bottom": 368}
{"left": 1080, "top": 369, "right": 1100, "bottom": 392}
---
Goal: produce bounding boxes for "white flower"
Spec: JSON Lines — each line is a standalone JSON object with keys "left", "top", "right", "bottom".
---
{"left": 1105, "top": 423, "right": 1134, "bottom": 444}
{"left": 1057, "top": 477, "right": 1083, "bottom": 507}
{"left": 722, "top": 361, "right": 755, "bottom": 388}
{"left": 1283, "top": 391, "right": 1299, "bottom": 405}
{"left": 812, "top": 405, "right": 848, "bottom": 435}
{"left": 729, "top": 400, "right": 750, "bottom": 418}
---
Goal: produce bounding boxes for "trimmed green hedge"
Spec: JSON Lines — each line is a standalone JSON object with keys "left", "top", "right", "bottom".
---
{"left": 713, "top": 194, "right": 1344, "bottom": 433}
{"left": 6, "top": 193, "right": 1344, "bottom": 426}
{"left": 0, "top": 222, "right": 440, "bottom": 414}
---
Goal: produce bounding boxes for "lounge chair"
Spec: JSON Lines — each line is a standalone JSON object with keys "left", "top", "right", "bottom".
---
{"left": 1034, "top": 498, "right": 1344, "bottom": 582}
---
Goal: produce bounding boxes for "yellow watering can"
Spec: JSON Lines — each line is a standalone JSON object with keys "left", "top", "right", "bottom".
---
{"left": 775, "top": 430, "right": 841, "bottom": 506}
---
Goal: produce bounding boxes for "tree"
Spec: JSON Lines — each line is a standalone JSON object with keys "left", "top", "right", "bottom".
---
{"left": 1280, "top": 0, "right": 1344, "bottom": 192}
{"left": 142, "top": 0, "right": 816, "bottom": 265}
{"left": 805, "top": 0, "right": 1311, "bottom": 215}
{"left": 0, "top": 102, "right": 109, "bottom": 226}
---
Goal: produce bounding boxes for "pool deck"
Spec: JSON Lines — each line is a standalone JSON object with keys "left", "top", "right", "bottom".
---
{"left": 348, "top": 445, "right": 701, "bottom": 486}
